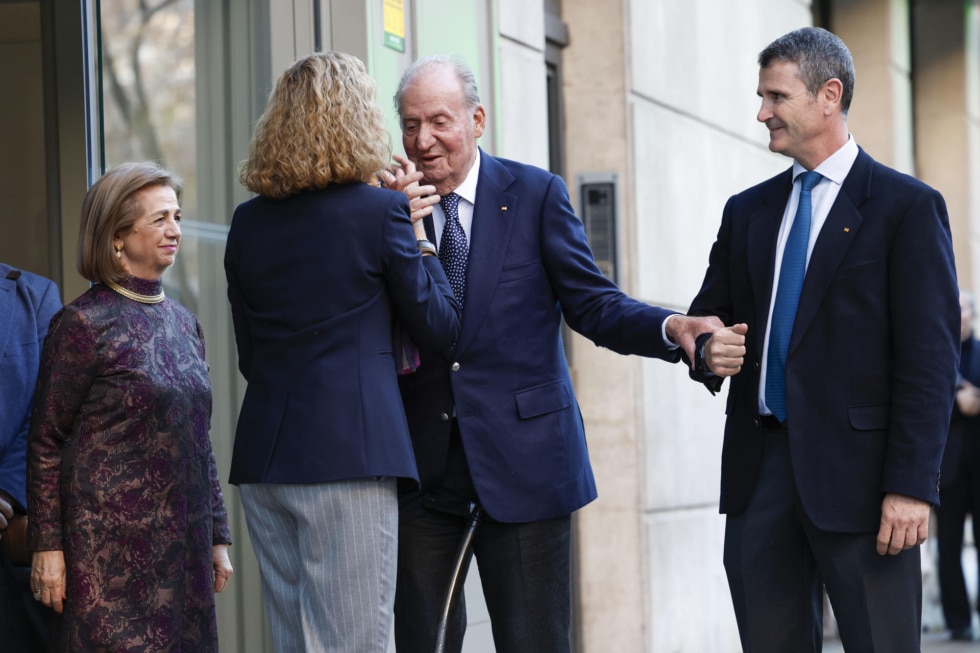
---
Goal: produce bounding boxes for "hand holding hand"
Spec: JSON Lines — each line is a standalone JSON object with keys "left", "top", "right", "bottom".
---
{"left": 667, "top": 315, "right": 725, "bottom": 367}
{"left": 212, "top": 544, "right": 234, "bottom": 593}
{"left": 704, "top": 323, "right": 748, "bottom": 377}
{"left": 876, "top": 493, "right": 930, "bottom": 555}
{"left": 386, "top": 155, "right": 440, "bottom": 237}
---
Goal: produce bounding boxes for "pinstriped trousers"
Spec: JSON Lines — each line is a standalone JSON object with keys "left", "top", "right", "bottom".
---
{"left": 239, "top": 479, "right": 398, "bottom": 653}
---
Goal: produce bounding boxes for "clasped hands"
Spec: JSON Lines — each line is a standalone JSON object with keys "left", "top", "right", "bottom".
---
{"left": 377, "top": 155, "right": 438, "bottom": 240}
{"left": 667, "top": 316, "right": 747, "bottom": 377}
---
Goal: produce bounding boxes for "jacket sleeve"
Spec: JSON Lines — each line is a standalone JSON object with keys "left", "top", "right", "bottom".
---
{"left": 28, "top": 306, "right": 97, "bottom": 551}
{"left": 382, "top": 193, "right": 461, "bottom": 354}
{"left": 538, "top": 173, "right": 680, "bottom": 362}
{"left": 879, "top": 185, "right": 959, "bottom": 505}
{"left": 0, "top": 276, "right": 62, "bottom": 511}
{"left": 686, "top": 195, "right": 737, "bottom": 393}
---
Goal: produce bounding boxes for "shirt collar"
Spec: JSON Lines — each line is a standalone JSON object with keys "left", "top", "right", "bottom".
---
{"left": 451, "top": 149, "right": 481, "bottom": 205}
{"left": 792, "top": 135, "right": 859, "bottom": 186}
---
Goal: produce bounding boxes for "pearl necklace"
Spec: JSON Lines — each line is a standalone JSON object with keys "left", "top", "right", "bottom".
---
{"left": 106, "top": 281, "right": 165, "bottom": 304}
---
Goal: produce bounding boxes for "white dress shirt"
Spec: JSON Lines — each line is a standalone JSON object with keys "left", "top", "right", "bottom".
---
{"left": 432, "top": 154, "right": 481, "bottom": 248}
{"left": 758, "top": 136, "right": 860, "bottom": 415}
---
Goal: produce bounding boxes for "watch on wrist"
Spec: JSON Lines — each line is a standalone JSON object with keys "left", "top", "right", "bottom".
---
{"left": 417, "top": 239, "right": 437, "bottom": 256}
{"left": 693, "top": 332, "right": 713, "bottom": 375}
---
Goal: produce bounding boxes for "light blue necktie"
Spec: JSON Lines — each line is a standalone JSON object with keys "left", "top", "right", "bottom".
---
{"left": 765, "top": 170, "right": 822, "bottom": 422}
{"left": 439, "top": 192, "right": 468, "bottom": 309}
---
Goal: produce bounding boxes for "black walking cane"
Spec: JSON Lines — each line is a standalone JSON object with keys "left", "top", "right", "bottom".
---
{"left": 433, "top": 503, "right": 482, "bottom": 653}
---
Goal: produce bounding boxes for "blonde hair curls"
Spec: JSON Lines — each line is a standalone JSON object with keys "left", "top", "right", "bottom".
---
{"left": 240, "top": 52, "right": 391, "bottom": 199}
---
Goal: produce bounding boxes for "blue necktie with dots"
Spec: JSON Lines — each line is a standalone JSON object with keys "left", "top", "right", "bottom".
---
{"left": 439, "top": 192, "right": 468, "bottom": 309}
{"left": 765, "top": 170, "right": 823, "bottom": 422}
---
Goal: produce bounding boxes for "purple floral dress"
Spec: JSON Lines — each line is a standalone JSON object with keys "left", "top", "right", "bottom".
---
{"left": 27, "top": 276, "right": 232, "bottom": 652}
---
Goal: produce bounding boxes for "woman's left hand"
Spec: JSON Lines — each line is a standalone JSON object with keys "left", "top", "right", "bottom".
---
{"left": 212, "top": 544, "right": 233, "bottom": 593}
{"left": 31, "top": 550, "right": 67, "bottom": 613}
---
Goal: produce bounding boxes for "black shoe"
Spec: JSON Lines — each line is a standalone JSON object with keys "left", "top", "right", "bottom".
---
{"left": 950, "top": 627, "right": 974, "bottom": 641}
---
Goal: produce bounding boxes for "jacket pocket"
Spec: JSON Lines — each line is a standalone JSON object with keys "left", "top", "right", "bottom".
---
{"left": 514, "top": 380, "right": 571, "bottom": 419}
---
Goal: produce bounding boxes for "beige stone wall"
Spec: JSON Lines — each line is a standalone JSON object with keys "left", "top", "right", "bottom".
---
{"left": 912, "top": 0, "right": 976, "bottom": 293}
{"left": 970, "top": 6, "right": 980, "bottom": 293}
{"left": 833, "top": 0, "right": 915, "bottom": 173}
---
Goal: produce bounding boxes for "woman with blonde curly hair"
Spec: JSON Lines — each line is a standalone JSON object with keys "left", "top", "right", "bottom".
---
{"left": 225, "top": 51, "right": 460, "bottom": 652}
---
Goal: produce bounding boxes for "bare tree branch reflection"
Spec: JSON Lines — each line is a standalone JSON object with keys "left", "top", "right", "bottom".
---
{"left": 100, "top": 0, "right": 198, "bottom": 312}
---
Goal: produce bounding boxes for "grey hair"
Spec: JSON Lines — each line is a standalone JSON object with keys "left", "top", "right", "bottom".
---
{"left": 394, "top": 54, "right": 482, "bottom": 120}
{"left": 759, "top": 27, "right": 855, "bottom": 115}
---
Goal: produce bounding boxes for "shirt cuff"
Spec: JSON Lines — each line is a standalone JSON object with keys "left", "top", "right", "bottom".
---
{"left": 662, "top": 314, "right": 680, "bottom": 349}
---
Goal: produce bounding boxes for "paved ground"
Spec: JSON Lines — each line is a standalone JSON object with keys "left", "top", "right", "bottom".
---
{"left": 824, "top": 631, "right": 980, "bottom": 652}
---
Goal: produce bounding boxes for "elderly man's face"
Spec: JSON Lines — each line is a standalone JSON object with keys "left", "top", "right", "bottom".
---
{"left": 399, "top": 64, "right": 485, "bottom": 196}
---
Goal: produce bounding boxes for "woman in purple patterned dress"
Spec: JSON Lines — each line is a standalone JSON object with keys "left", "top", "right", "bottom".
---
{"left": 26, "top": 161, "right": 233, "bottom": 651}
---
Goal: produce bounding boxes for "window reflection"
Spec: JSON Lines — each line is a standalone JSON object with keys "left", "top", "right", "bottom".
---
{"left": 98, "top": 0, "right": 199, "bottom": 311}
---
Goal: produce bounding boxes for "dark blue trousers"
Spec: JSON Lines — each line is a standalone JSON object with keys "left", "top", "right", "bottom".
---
{"left": 725, "top": 427, "right": 922, "bottom": 653}
{"left": 394, "top": 423, "right": 572, "bottom": 653}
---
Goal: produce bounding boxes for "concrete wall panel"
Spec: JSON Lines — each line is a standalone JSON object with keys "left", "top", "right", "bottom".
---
{"left": 628, "top": 0, "right": 812, "bottom": 144}
{"left": 645, "top": 507, "right": 740, "bottom": 651}
{"left": 497, "top": 0, "right": 543, "bottom": 51}
{"left": 630, "top": 100, "right": 787, "bottom": 307}
{"left": 641, "top": 358, "right": 727, "bottom": 511}
{"left": 497, "top": 39, "right": 549, "bottom": 168}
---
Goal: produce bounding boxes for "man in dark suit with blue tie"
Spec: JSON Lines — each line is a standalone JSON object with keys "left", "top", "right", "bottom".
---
{"left": 388, "top": 55, "right": 728, "bottom": 652}
{"left": 689, "top": 27, "right": 960, "bottom": 651}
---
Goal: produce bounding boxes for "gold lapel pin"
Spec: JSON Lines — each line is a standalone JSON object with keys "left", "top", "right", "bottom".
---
{"left": 501, "top": 206, "right": 508, "bottom": 211}
{"left": 843, "top": 227, "right": 850, "bottom": 233}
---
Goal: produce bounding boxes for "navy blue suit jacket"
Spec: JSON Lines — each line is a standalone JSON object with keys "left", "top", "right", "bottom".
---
{"left": 225, "top": 183, "right": 460, "bottom": 485}
{"left": 399, "top": 151, "right": 679, "bottom": 523}
{"left": 689, "top": 148, "right": 960, "bottom": 532}
{"left": 0, "top": 264, "right": 61, "bottom": 510}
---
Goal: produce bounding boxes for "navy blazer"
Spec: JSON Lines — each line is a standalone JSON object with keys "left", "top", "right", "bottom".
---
{"left": 689, "top": 148, "right": 960, "bottom": 533}
{"left": 0, "top": 264, "right": 61, "bottom": 510}
{"left": 399, "top": 151, "right": 679, "bottom": 523}
{"left": 225, "top": 183, "right": 460, "bottom": 485}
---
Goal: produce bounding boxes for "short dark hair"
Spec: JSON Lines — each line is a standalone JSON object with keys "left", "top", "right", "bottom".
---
{"left": 759, "top": 27, "right": 855, "bottom": 115}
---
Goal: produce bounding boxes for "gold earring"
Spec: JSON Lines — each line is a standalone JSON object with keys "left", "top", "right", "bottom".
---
{"left": 115, "top": 247, "right": 122, "bottom": 259}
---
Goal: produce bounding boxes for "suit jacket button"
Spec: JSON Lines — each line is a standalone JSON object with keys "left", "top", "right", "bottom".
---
{"left": 440, "top": 413, "right": 449, "bottom": 421}
{"left": 753, "top": 362, "right": 760, "bottom": 372}
{"left": 451, "top": 362, "right": 460, "bottom": 371}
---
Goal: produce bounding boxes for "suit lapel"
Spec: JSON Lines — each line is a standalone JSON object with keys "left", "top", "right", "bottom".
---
{"left": 790, "top": 148, "right": 873, "bottom": 352}
{"left": 454, "top": 151, "right": 517, "bottom": 354}
{"left": 749, "top": 170, "right": 792, "bottom": 355}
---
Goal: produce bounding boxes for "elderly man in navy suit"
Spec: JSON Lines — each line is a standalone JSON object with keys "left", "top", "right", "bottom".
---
{"left": 689, "top": 27, "right": 960, "bottom": 652}
{"left": 0, "top": 262, "right": 60, "bottom": 650}
{"left": 387, "top": 54, "right": 727, "bottom": 653}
